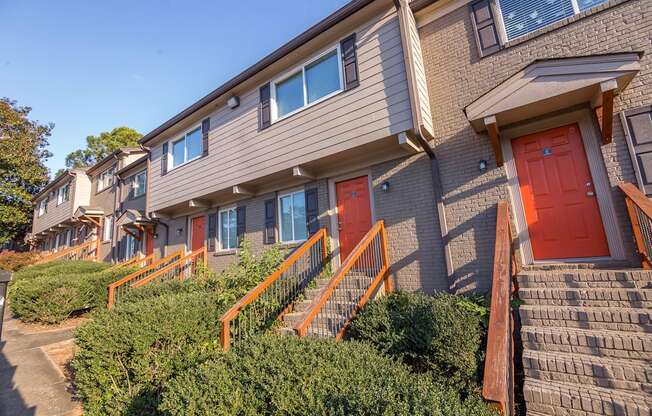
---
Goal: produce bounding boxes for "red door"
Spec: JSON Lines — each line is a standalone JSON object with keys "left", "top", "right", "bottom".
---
{"left": 145, "top": 230, "right": 154, "bottom": 256}
{"left": 512, "top": 123, "right": 609, "bottom": 260}
{"left": 336, "top": 176, "right": 372, "bottom": 260}
{"left": 191, "top": 216, "right": 206, "bottom": 252}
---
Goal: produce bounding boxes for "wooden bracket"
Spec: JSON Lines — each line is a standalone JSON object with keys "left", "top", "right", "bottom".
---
{"left": 123, "top": 228, "right": 141, "bottom": 241}
{"left": 292, "top": 166, "right": 316, "bottom": 180}
{"left": 398, "top": 131, "right": 422, "bottom": 153}
{"left": 189, "top": 199, "right": 210, "bottom": 209}
{"left": 593, "top": 79, "right": 617, "bottom": 145}
{"left": 232, "top": 185, "right": 253, "bottom": 196}
{"left": 85, "top": 216, "right": 102, "bottom": 228}
{"left": 484, "top": 116, "right": 504, "bottom": 167}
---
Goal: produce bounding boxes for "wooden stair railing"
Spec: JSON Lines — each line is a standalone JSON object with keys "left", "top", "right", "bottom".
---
{"left": 619, "top": 182, "right": 652, "bottom": 269}
{"left": 34, "top": 239, "right": 97, "bottom": 264}
{"left": 130, "top": 247, "right": 207, "bottom": 289}
{"left": 106, "top": 254, "right": 155, "bottom": 272}
{"left": 107, "top": 249, "right": 184, "bottom": 308}
{"left": 294, "top": 220, "right": 391, "bottom": 339}
{"left": 482, "top": 202, "right": 518, "bottom": 416}
{"left": 220, "top": 229, "right": 328, "bottom": 352}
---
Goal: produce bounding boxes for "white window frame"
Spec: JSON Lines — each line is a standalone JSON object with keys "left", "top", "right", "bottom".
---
{"left": 38, "top": 199, "right": 47, "bottom": 217}
{"left": 103, "top": 216, "right": 113, "bottom": 242}
{"left": 131, "top": 170, "right": 147, "bottom": 198}
{"left": 56, "top": 183, "right": 70, "bottom": 205}
{"left": 218, "top": 206, "right": 238, "bottom": 251}
{"left": 125, "top": 233, "right": 138, "bottom": 260}
{"left": 97, "top": 166, "right": 115, "bottom": 192}
{"left": 168, "top": 124, "right": 202, "bottom": 171}
{"left": 270, "top": 44, "right": 344, "bottom": 124}
{"left": 277, "top": 189, "right": 307, "bottom": 244}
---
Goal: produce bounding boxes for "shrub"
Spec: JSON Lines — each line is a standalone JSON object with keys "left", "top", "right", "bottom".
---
{"left": 12, "top": 260, "right": 109, "bottom": 281}
{"left": 159, "top": 335, "right": 496, "bottom": 416}
{"left": 0, "top": 251, "right": 40, "bottom": 271}
{"left": 347, "top": 291, "right": 486, "bottom": 392}
{"left": 9, "top": 265, "right": 130, "bottom": 324}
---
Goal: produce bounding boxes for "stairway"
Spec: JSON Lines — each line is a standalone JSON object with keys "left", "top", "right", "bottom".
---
{"left": 517, "top": 268, "right": 652, "bottom": 416}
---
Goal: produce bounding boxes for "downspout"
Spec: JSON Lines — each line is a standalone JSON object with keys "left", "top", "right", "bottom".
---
{"left": 393, "top": 0, "right": 455, "bottom": 286}
{"left": 142, "top": 145, "right": 169, "bottom": 257}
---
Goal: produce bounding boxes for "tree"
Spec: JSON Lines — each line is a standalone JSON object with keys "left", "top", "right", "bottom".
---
{"left": 0, "top": 98, "right": 52, "bottom": 246}
{"left": 65, "top": 126, "right": 142, "bottom": 169}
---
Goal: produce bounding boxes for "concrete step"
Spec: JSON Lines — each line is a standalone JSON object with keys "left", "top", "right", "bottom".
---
{"left": 523, "top": 379, "right": 652, "bottom": 416}
{"left": 521, "top": 326, "right": 652, "bottom": 360}
{"left": 292, "top": 299, "right": 313, "bottom": 313}
{"left": 517, "top": 269, "right": 652, "bottom": 289}
{"left": 523, "top": 350, "right": 652, "bottom": 394}
{"left": 518, "top": 287, "right": 652, "bottom": 308}
{"left": 519, "top": 305, "right": 652, "bottom": 333}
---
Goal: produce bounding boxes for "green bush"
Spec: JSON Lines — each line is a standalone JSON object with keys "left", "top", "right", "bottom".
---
{"left": 12, "top": 260, "right": 109, "bottom": 281}
{"left": 0, "top": 251, "right": 39, "bottom": 271}
{"left": 347, "top": 291, "right": 486, "bottom": 392}
{"left": 9, "top": 265, "right": 130, "bottom": 324}
{"left": 159, "top": 335, "right": 496, "bottom": 416}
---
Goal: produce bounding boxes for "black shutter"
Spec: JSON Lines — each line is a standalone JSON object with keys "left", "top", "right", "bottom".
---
{"left": 236, "top": 206, "right": 246, "bottom": 247}
{"left": 623, "top": 106, "right": 652, "bottom": 195}
{"left": 305, "top": 188, "right": 319, "bottom": 235}
{"left": 264, "top": 198, "right": 276, "bottom": 245}
{"left": 340, "top": 33, "right": 359, "bottom": 91}
{"left": 470, "top": 0, "right": 501, "bottom": 57}
{"left": 259, "top": 84, "right": 271, "bottom": 130}
{"left": 207, "top": 213, "right": 218, "bottom": 252}
{"left": 201, "top": 117, "right": 210, "bottom": 157}
{"left": 161, "top": 143, "right": 168, "bottom": 175}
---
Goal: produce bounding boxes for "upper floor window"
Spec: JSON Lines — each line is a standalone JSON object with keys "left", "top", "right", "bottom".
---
{"left": 171, "top": 126, "right": 202, "bottom": 169}
{"left": 98, "top": 166, "right": 115, "bottom": 192}
{"left": 57, "top": 182, "right": 70, "bottom": 205}
{"left": 271, "top": 47, "right": 343, "bottom": 121}
{"left": 497, "top": 0, "right": 609, "bottom": 41}
{"left": 103, "top": 216, "right": 113, "bottom": 242}
{"left": 219, "top": 207, "right": 238, "bottom": 250}
{"left": 130, "top": 170, "right": 147, "bottom": 199}
{"left": 278, "top": 190, "right": 307, "bottom": 243}
{"left": 37, "top": 199, "right": 47, "bottom": 217}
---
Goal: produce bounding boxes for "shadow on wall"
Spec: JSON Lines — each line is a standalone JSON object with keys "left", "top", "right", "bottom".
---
{"left": 0, "top": 342, "right": 36, "bottom": 416}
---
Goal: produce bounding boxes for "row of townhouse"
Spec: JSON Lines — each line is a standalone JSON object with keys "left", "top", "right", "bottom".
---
{"left": 30, "top": 0, "right": 650, "bottom": 293}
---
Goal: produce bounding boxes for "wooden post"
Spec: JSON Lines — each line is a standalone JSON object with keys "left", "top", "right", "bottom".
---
{"left": 379, "top": 221, "right": 392, "bottom": 294}
{"left": 624, "top": 197, "right": 651, "bottom": 269}
{"left": 107, "top": 286, "right": 115, "bottom": 309}
{"left": 221, "top": 320, "right": 231, "bottom": 352}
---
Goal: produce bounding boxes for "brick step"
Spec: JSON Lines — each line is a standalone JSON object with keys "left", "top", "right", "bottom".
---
{"left": 523, "top": 350, "right": 652, "bottom": 394}
{"left": 521, "top": 326, "right": 652, "bottom": 360}
{"left": 517, "top": 270, "right": 652, "bottom": 289}
{"left": 519, "top": 305, "right": 652, "bottom": 333}
{"left": 519, "top": 287, "right": 652, "bottom": 308}
{"left": 523, "top": 379, "right": 651, "bottom": 416}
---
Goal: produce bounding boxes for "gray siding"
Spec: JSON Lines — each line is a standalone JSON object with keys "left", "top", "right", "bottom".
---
{"left": 148, "top": 8, "right": 413, "bottom": 212}
{"left": 32, "top": 178, "right": 76, "bottom": 234}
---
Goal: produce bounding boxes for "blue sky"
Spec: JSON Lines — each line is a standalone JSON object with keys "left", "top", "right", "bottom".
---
{"left": 0, "top": 0, "right": 349, "bottom": 176}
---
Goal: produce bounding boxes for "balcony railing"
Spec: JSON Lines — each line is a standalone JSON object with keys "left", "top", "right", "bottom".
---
{"left": 34, "top": 240, "right": 97, "bottom": 264}
{"left": 620, "top": 182, "right": 652, "bottom": 269}
{"left": 220, "top": 229, "right": 328, "bottom": 351}
{"left": 294, "top": 220, "right": 390, "bottom": 339}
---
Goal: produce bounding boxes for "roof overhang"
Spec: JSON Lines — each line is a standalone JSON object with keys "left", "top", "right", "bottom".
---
{"left": 73, "top": 206, "right": 104, "bottom": 227}
{"left": 465, "top": 53, "right": 642, "bottom": 133}
{"left": 116, "top": 209, "right": 155, "bottom": 229}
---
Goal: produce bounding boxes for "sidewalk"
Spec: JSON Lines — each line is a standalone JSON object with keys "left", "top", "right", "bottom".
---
{"left": 0, "top": 307, "right": 81, "bottom": 416}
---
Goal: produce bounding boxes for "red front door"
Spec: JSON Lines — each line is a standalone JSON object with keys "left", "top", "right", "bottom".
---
{"left": 336, "top": 176, "right": 372, "bottom": 260}
{"left": 512, "top": 123, "right": 609, "bottom": 260}
{"left": 191, "top": 216, "right": 206, "bottom": 252}
{"left": 145, "top": 229, "right": 154, "bottom": 256}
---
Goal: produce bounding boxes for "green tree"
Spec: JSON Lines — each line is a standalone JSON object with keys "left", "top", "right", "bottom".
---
{"left": 0, "top": 98, "right": 52, "bottom": 246}
{"left": 65, "top": 126, "right": 142, "bottom": 168}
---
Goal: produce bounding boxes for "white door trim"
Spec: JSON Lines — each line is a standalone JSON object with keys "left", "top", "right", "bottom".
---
{"left": 500, "top": 107, "right": 625, "bottom": 264}
{"left": 327, "top": 169, "right": 376, "bottom": 269}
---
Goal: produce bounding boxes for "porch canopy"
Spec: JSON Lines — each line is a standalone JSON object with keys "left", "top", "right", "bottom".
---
{"left": 73, "top": 206, "right": 104, "bottom": 228}
{"left": 464, "top": 53, "right": 641, "bottom": 165}
{"left": 116, "top": 209, "right": 155, "bottom": 240}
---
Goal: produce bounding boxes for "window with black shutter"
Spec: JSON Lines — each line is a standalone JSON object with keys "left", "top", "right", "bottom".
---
{"left": 161, "top": 142, "right": 168, "bottom": 175}
{"left": 201, "top": 117, "right": 210, "bottom": 157}
{"left": 340, "top": 33, "right": 359, "bottom": 90}
{"left": 305, "top": 188, "right": 319, "bottom": 235}
{"left": 470, "top": 0, "right": 501, "bottom": 57}
{"left": 259, "top": 84, "right": 271, "bottom": 130}
{"left": 207, "top": 213, "right": 218, "bottom": 252}
{"left": 264, "top": 198, "right": 276, "bottom": 244}
{"left": 236, "top": 206, "right": 246, "bottom": 247}
{"left": 623, "top": 105, "right": 652, "bottom": 195}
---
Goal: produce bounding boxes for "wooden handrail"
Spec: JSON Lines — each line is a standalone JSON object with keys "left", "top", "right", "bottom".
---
{"left": 619, "top": 182, "right": 652, "bottom": 269}
{"left": 106, "top": 254, "right": 155, "bottom": 272}
{"left": 131, "top": 247, "right": 206, "bottom": 289}
{"left": 294, "top": 220, "right": 390, "bottom": 338}
{"left": 220, "top": 228, "right": 328, "bottom": 351}
{"left": 482, "top": 202, "right": 516, "bottom": 416}
{"left": 34, "top": 239, "right": 96, "bottom": 264}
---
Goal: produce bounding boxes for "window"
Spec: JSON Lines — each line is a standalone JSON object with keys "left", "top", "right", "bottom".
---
{"left": 497, "top": 0, "right": 609, "bottom": 41}
{"left": 218, "top": 207, "right": 238, "bottom": 250}
{"left": 131, "top": 170, "right": 147, "bottom": 198}
{"left": 278, "top": 190, "right": 307, "bottom": 243}
{"left": 271, "top": 47, "right": 343, "bottom": 121}
{"left": 98, "top": 166, "right": 116, "bottom": 191}
{"left": 38, "top": 199, "right": 47, "bottom": 217}
{"left": 103, "top": 216, "right": 113, "bottom": 242}
{"left": 64, "top": 229, "right": 72, "bottom": 247}
{"left": 125, "top": 234, "right": 137, "bottom": 260}
{"left": 57, "top": 183, "right": 70, "bottom": 205}
{"left": 170, "top": 126, "right": 202, "bottom": 169}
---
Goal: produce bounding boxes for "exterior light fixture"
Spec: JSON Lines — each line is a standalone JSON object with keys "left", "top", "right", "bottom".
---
{"left": 479, "top": 160, "right": 488, "bottom": 171}
{"left": 381, "top": 181, "right": 390, "bottom": 192}
{"left": 176, "top": 228, "right": 183, "bottom": 236}
{"left": 227, "top": 95, "right": 240, "bottom": 109}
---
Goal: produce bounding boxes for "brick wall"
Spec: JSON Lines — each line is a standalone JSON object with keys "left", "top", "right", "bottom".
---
{"left": 418, "top": 0, "right": 651, "bottom": 292}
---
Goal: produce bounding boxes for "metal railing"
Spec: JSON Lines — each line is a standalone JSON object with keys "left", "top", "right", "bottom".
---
{"left": 294, "top": 220, "right": 390, "bottom": 339}
{"left": 34, "top": 240, "right": 97, "bottom": 264}
{"left": 220, "top": 229, "right": 328, "bottom": 351}
{"left": 482, "top": 201, "right": 518, "bottom": 416}
{"left": 620, "top": 182, "right": 652, "bottom": 269}
{"left": 106, "top": 249, "right": 184, "bottom": 308}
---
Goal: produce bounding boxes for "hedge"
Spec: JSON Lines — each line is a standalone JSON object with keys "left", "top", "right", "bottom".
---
{"left": 347, "top": 291, "right": 487, "bottom": 392}
{"left": 12, "top": 260, "right": 109, "bottom": 281}
{"left": 9, "top": 262, "right": 130, "bottom": 324}
{"left": 0, "top": 251, "right": 40, "bottom": 272}
{"left": 159, "top": 335, "right": 496, "bottom": 416}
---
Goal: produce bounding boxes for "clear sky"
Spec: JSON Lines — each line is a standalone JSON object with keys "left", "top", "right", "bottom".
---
{"left": 0, "top": 0, "right": 350, "bottom": 176}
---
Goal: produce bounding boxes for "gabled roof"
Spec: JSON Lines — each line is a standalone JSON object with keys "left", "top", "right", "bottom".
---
{"left": 33, "top": 168, "right": 86, "bottom": 201}
{"left": 85, "top": 147, "right": 144, "bottom": 175}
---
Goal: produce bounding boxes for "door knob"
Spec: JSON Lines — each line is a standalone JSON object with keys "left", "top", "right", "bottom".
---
{"left": 586, "top": 191, "right": 595, "bottom": 197}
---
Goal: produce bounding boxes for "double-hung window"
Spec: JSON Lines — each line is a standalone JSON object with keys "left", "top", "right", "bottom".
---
{"left": 125, "top": 234, "right": 137, "bottom": 259}
{"left": 278, "top": 190, "right": 307, "bottom": 243}
{"left": 171, "top": 126, "right": 202, "bottom": 169}
{"left": 218, "top": 207, "right": 237, "bottom": 250}
{"left": 98, "top": 167, "right": 115, "bottom": 191}
{"left": 38, "top": 199, "right": 47, "bottom": 217}
{"left": 131, "top": 170, "right": 146, "bottom": 198}
{"left": 271, "top": 47, "right": 343, "bottom": 121}
{"left": 103, "top": 216, "right": 113, "bottom": 242}
{"left": 57, "top": 183, "right": 70, "bottom": 205}
{"left": 496, "top": 0, "right": 609, "bottom": 41}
